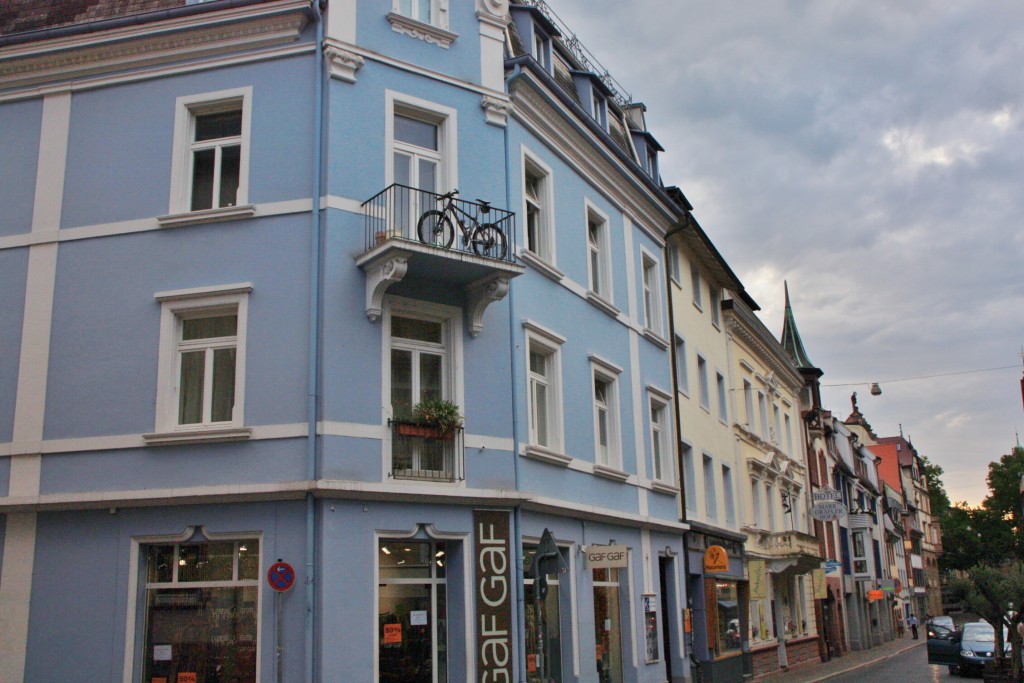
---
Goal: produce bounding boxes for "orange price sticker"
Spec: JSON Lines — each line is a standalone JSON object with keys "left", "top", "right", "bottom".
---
{"left": 383, "top": 623, "right": 402, "bottom": 644}
{"left": 178, "top": 674, "right": 197, "bottom": 683}
{"left": 527, "top": 654, "right": 537, "bottom": 672}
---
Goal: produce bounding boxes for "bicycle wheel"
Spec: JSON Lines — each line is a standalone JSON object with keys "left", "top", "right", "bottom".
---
{"left": 417, "top": 210, "right": 455, "bottom": 248}
{"left": 471, "top": 224, "right": 507, "bottom": 259}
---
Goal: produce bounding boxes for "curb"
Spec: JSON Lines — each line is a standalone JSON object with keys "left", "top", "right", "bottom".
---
{"left": 800, "top": 640, "right": 926, "bottom": 683}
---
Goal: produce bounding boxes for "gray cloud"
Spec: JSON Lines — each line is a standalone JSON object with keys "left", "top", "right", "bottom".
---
{"left": 555, "top": 0, "right": 1024, "bottom": 502}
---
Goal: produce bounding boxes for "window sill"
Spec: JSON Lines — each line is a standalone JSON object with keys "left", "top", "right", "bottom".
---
{"left": 143, "top": 426, "right": 252, "bottom": 446}
{"left": 386, "top": 12, "right": 458, "bottom": 48}
{"left": 650, "top": 480, "right": 679, "bottom": 495}
{"left": 641, "top": 328, "right": 670, "bottom": 349}
{"left": 593, "top": 463, "right": 629, "bottom": 482}
{"left": 158, "top": 204, "right": 256, "bottom": 228}
{"left": 522, "top": 444, "right": 572, "bottom": 467}
{"left": 586, "top": 291, "right": 620, "bottom": 318}
{"left": 520, "top": 249, "right": 564, "bottom": 282}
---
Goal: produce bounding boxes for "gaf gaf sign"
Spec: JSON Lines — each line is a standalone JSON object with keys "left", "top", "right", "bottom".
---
{"left": 475, "top": 510, "right": 512, "bottom": 683}
{"left": 583, "top": 545, "right": 629, "bottom": 569}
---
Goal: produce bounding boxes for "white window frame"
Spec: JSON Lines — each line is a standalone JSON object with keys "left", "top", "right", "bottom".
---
{"left": 689, "top": 260, "right": 702, "bottom": 310}
{"left": 696, "top": 354, "right": 710, "bottom": 412}
{"left": 722, "top": 464, "right": 735, "bottom": 527}
{"left": 383, "top": 298, "right": 464, "bottom": 482}
{"left": 392, "top": 0, "right": 448, "bottom": 27}
{"left": 147, "top": 283, "right": 251, "bottom": 444}
{"left": 640, "top": 250, "right": 662, "bottom": 335}
{"left": 681, "top": 441, "right": 696, "bottom": 513}
{"left": 743, "top": 379, "right": 754, "bottom": 427}
{"left": 521, "top": 149, "right": 556, "bottom": 264}
{"left": 750, "top": 478, "right": 762, "bottom": 528}
{"left": 166, "top": 87, "right": 253, "bottom": 222}
{"left": 765, "top": 483, "right": 777, "bottom": 530}
{"left": 590, "top": 356, "right": 623, "bottom": 470}
{"left": 524, "top": 321, "right": 566, "bottom": 458}
{"left": 757, "top": 391, "right": 768, "bottom": 440}
{"left": 585, "top": 201, "right": 613, "bottom": 304}
{"left": 785, "top": 413, "right": 794, "bottom": 455}
{"left": 385, "top": 91, "right": 458, "bottom": 233}
{"left": 709, "top": 285, "right": 721, "bottom": 328}
{"left": 702, "top": 453, "right": 716, "bottom": 520}
{"left": 715, "top": 371, "right": 728, "bottom": 424}
{"left": 648, "top": 388, "right": 673, "bottom": 484}
{"left": 666, "top": 241, "right": 681, "bottom": 284}
{"left": 674, "top": 335, "right": 689, "bottom": 397}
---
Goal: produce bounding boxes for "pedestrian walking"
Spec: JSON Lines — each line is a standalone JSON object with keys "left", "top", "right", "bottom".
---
{"left": 908, "top": 614, "right": 919, "bottom": 640}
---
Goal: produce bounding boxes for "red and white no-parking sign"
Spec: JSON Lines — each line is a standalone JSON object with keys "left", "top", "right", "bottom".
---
{"left": 267, "top": 561, "right": 296, "bottom": 592}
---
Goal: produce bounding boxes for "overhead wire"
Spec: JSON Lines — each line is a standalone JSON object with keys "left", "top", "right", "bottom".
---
{"left": 821, "top": 364, "right": 1020, "bottom": 388}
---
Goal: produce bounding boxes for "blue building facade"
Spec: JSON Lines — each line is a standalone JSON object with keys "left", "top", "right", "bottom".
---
{"left": 0, "top": 1, "right": 694, "bottom": 682}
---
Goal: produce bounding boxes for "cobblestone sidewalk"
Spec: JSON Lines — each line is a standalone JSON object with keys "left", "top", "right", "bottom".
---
{"left": 756, "top": 636, "right": 925, "bottom": 683}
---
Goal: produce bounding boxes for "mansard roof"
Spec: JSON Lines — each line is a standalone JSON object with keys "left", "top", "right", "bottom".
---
{"left": 780, "top": 281, "right": 816, "bottom": 370}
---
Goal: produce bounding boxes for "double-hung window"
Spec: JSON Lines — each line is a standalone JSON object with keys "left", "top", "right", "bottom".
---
{"left": 167, "top": 88, "right": 252, "bottom": 222}
{"left": 690, "top": 261, "right": 702, "bottom": 310}
{"left": 716, "top": 372, "right": 728, "bottom": 423}
{"left": 387, "top": 300, "right": 460, "bottom": 481}
{"left": 586, "top": 205, "right": 612, "bottom": 303}
{"left": 703, "top": 454, "right": 716, "bottom": 519}
{"left": 148, "top": 284, "right": 250, "bottom": 443}
{"left": 525, "top": 322, "right": 565, "bottom": 455}
{"left": 523, "top": 154, "right": 554, "bottom": 262}
{"left": 591, "top": 358, "right": 622, "bottom": 470}
{"left": 743, "top": 379, "right": 754, "bottom": 427}
{"left": 649, "top": 393, "right": 672, "bottom": 483}
{"left": 674, "top": 335, "right": 689, "bottom": 395}
{"left": 697, "top": 355, "right": 710, "bottom": 411}
{"left": 641, "top": 254, "right": 661, "bottom": 334}
{"left": 682, "top": 443, "right": 696, "bottom": 513}
{"left": 388, "top": 94, "right": 456, "bottom": 233}
{"left": 722, "top": 465, "right": 735, "bottom": 526}
{"left": 757, "top": 392, "right": 768, "bottom": 440}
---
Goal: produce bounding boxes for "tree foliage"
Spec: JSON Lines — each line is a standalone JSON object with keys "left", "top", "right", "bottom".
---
{"left": 921, "top": 454, "right": 950, "bottom": 514}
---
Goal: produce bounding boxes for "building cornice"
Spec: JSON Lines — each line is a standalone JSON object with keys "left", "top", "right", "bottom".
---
{"left": 0, "top": 0, "right": 309, "bottom": 93}
{"left": 723, "top": 302, "right": 802, "bottom": 391}
{"left": 509, "top": 70, "right": 676, "bottom": 240}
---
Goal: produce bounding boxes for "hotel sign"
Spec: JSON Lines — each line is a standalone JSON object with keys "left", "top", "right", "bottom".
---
{"left": 475, "top": 510, "right": 512, "bottom": 683}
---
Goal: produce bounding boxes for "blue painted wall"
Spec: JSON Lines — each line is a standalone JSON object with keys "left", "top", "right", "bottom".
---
{"left": 0, "top": 248, "right": 28, "bottom": 443}
{"left": 0, "top": 98, "right": 41, "bottom": 238}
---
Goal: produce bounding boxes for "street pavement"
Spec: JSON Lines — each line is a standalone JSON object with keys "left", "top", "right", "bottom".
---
{"left": 758, "top": 636, "right": 933, "bottom": 683}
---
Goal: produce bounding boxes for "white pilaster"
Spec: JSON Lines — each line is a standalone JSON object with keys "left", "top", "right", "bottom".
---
{"left": 1, "top": 90, "right": 70, "bottom": 682}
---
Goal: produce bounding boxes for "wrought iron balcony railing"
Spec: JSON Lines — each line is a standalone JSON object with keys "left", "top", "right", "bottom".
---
{"left": 389, "top": 420, "right": 464, "bottom": 483}
{"left": 363, "top": 184, "right": 516, "bottom": 264}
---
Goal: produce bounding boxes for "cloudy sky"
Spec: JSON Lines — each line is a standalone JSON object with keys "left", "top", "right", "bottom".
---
{"left": 553, "top": 0, "right": 1024, "bottom": 505}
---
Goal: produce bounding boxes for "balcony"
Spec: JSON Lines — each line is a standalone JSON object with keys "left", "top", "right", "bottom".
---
{"left": 755, "top": 530, "right": 821, "bottom": 575}
{"left": 357, "top": 185, "right": 525, "bottom": 336}
{"left": 389, "top": 420, "right": 464, "bottom": 483}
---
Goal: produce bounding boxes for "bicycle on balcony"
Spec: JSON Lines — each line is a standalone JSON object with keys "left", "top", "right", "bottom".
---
{"left": 417, "top": 189, "right": 508, "bottom": 259}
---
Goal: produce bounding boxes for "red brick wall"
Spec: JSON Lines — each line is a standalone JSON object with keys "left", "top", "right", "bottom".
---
{"left": 751, "top": 636, "right": 822, "bottom": 679}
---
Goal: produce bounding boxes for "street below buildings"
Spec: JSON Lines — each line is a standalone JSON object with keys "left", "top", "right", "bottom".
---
{"left": 829, "top": 644, "right": 951, "bottom": 683}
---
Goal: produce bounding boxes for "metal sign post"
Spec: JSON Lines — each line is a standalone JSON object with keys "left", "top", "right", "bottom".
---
{"left": 267, "top": 561, "right": 296, "bottom": 683}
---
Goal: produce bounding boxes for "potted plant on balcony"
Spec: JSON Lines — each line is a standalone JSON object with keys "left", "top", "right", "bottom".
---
{"left": 395, "top": 398, "right": 463, "bottom": 440}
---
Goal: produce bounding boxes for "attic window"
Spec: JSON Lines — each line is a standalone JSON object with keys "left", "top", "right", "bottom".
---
{"left": 591, "top": 90, "right": 607, "bottom": 128}
{"left": 534, "top": 30, "right": 551, "bottom": 71}
{"left": 645, "top": 143, "right": 658, "bottom": 178}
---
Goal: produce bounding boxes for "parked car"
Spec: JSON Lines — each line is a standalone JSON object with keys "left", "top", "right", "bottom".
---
{"left": 927, "top": 621, "right": 1009, "bottom": 677}
{"left": 929, "top": 615, "right": 955, "bottom": 632}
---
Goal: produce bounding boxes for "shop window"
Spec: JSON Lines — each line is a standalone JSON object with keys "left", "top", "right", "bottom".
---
{"left": 593, "top": 568, "right": 623, "bottom": 683}
{"left": 524, "top": 546, "right": 564, "bottom": 683}
{"left": 141, "top": 538, "right": 259, "bottom": 682}
{"left": 705, "top": 578, "right": 741, "bottom": 658}
{"left": 378, "top": 539, "right": 448, "bottom": 683}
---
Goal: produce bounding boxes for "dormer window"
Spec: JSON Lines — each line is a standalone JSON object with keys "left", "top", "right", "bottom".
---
{"left": 644, "top": 143, "right": 658, "bottom": 178}
{"left": 534, "top": 30, "right": 551, "bottom": 71}
{"left": 571, "top": 70, "right": 613, "bottom": 131}
{"left": 511, "top": 5, "right": 560, "bottom": 74}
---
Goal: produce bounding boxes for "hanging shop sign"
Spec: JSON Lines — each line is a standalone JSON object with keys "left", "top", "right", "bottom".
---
{"left": 867, "top": 589, "right": 885, "bottom": 602}
{"left": 810, "top": 501, "right": 849, "bottom": 521}
{"left": 703, "top": 545, "right": 729, "bottom": 573}
{"left": 583, "top": 545, "right": 629, "bottom": 569}
{"left": 813, "top": 485, "right": 843, "bottom": 503}
{"left": 748, "top": 559, "right": 767, "bottom": 600}
{"left": 475, "top": 509, "right": 512, "bottom": 683}
{"left": 812, "top": 569, "right": 828, "bottom": 599}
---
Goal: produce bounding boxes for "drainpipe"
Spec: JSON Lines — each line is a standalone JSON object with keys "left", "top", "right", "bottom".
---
{"left": 305, "top": 3, "right": 325, "bottom": 683}
{"left": 663, "top": 216, "right": 694, "bottom": 676}
{"left": 503, "top": 62, "right": 528, "bottom": 683}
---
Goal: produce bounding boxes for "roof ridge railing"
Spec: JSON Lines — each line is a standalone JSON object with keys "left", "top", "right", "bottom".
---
{"left": 522, "top": 0, "right": 633, "bottom": 110}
